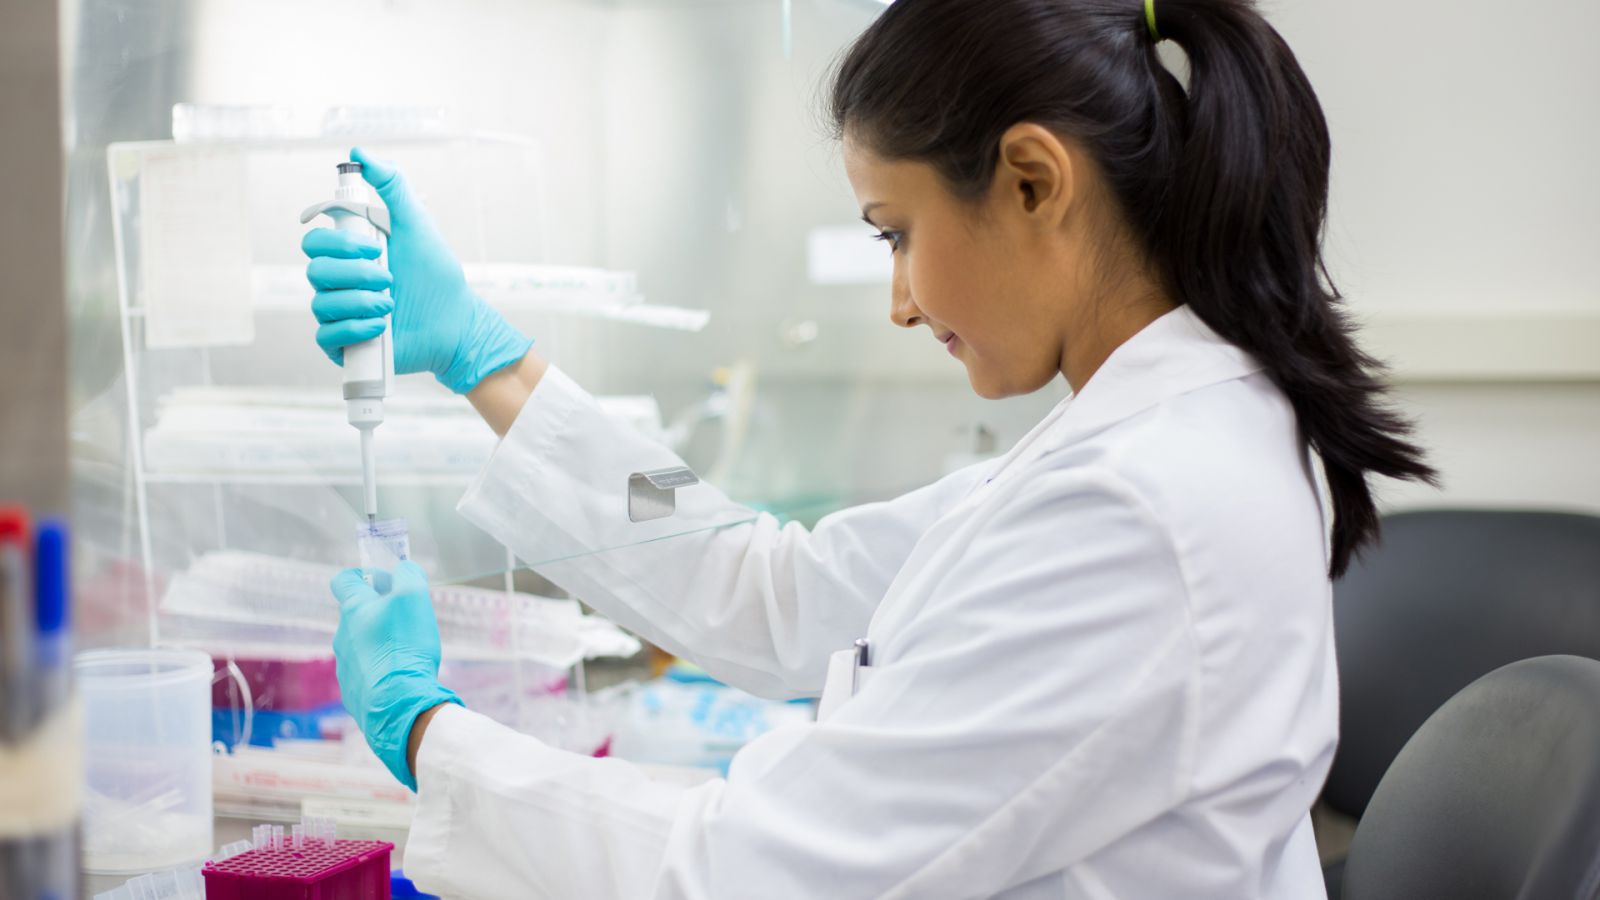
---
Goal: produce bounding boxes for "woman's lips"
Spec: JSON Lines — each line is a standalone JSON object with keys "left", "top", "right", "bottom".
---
{"left": 941, "top": 332, "right": 960, "bottom": 356}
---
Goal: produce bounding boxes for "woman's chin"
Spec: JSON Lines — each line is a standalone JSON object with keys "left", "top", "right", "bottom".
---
{"left": 966, "top": 362, "right": 1055, "bottom": 400}
{"left": 965, "top": 367, "right": 1009, "bottom": 400}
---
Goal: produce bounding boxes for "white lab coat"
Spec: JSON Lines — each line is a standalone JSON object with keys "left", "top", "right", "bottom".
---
{"left": 404, "top": 305, "right": 1339, "bottom": 899}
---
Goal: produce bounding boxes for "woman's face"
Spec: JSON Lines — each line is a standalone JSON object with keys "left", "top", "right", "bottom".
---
{"left": 842, "top": 125, "right": 1171, "bottom": 397}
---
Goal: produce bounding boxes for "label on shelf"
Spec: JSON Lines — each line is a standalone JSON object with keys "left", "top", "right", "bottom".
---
{"left": 140, "top": 149, "right": 256, "bottom": 348}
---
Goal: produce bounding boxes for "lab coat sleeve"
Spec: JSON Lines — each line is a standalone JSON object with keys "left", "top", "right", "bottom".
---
{"left": 411, "top": 465, "right": 1201, "bottom": 899}
{"left": 455, "top": 365, "right": 986, "bottom": 698}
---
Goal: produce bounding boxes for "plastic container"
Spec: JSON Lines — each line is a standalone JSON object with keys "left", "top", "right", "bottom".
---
{"left": 76, "top": 648, "right": 215, "bottom": 873}
{"left": 202, "top": 839, "right": 393, "bottom": 899}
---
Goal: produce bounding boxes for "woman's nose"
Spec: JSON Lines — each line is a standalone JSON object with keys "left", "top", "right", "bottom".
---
{"left": 889, "top": 270, "right": 922, "bottom": 329}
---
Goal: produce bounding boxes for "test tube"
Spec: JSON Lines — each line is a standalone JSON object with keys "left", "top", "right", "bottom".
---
{"left": 252, "top": 825, "right": 270, "bottom": 850}
{"left": 272, "top": 825, "right": 285, "bottom": 852}
{"left": 291, "top": 824, "right": 304, "bottom": 850}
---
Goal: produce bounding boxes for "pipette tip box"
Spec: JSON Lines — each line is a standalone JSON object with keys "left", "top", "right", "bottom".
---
{"left": 201, "top": 839, "right": 393, "bottom": 899}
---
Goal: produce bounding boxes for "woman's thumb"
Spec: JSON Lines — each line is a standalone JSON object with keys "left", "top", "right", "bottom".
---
{"left": 330, "top": 567, "right": 378, "bottom": 607}
{"left": 349, "top": 146, "right": 414, "bottom": 217}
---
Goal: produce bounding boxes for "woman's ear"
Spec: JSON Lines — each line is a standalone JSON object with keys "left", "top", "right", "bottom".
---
{"left": 993, "top": 123, "right": 1078, "bottom": 228}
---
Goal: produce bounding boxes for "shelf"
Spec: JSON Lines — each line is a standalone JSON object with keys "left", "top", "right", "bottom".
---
{"left": 132, "top": 462, "right": 764, "bottom": 586}
{"left": 136, "top": 389, "right": 671, "bottom": 492}
{"left": 123, "top": 264, "right": 711, "bottom": 334}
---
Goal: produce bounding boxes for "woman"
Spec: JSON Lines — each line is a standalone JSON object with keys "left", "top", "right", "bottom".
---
{"left": 304, "top": 0, "right": 1433, "bottom": 896}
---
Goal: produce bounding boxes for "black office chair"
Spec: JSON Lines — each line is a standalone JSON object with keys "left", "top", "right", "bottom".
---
{"left": 1322, "top": 510, "right": 1600, "bottom": 897}
{"left": 1326, "top": 510, "right": 1600, "bottom": 819}
{"left": 1339, "top": 655, "right": 1600, "bottom": 899}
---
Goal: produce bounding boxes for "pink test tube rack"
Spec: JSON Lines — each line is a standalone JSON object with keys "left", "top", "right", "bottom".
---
{"left": 202, "top": 838, "right": 394, "bottom": 899}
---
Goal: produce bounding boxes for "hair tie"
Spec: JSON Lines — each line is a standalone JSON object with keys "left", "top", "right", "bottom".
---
{"left": 1145, "top": 0, "right": 1163, "bottom": 42}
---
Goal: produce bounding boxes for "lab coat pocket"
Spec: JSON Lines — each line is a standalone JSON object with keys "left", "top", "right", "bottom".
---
{"left": 816, "top": 647, "right": 875, "bottom": 723}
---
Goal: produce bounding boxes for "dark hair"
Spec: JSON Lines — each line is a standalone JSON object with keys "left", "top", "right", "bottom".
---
{"left": 829, "top": 0, "right": 1435, "bottom": 578}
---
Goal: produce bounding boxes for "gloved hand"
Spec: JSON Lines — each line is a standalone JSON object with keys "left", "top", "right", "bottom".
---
{"left": 302, "top": 146, "right": 533, "bottom": 394}
{"left": 330, "top": 560, "right": 462, "bottom": 790}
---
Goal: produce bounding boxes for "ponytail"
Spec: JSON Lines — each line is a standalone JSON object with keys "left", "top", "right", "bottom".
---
{"left": 830, "top": 0, "right": 1435, "bottom": 577}
{"left": 1134, "top": 0, "right": 1435, "bottom": 577}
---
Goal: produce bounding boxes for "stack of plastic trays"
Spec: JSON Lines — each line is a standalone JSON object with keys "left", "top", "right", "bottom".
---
{"left": 159, "top": 551, "right": 606, "bottom": 665}
{"left": 91, "top": 840, "right": 253, "bottom": 900}
{"left": 91, "top": 868, "right": 207, "bottom": 900}
{"left": 203, "top": 838, "right": 393, "bottom": 899}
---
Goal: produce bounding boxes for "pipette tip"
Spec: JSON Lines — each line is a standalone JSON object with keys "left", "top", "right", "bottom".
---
{"left": 359, "top": 427, "right": 379, "bottom": 526}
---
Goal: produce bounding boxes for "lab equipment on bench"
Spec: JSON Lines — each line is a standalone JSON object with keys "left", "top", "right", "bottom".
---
{"left": 608, "top": 666, "right": 815, "bottom": 776}
{"left": 76, "top": 647, "right": 214, "bottom": 873}
{"left": 0, "top": 508, "right": 32, "bottom": 743}
{"left": 92, "top": 840, "right": 251, "bottom": 900}
{"left": 205, "top": 834, "right": 394, "bottom": 900}
{"left": 91, "top": 823, "right": 363, "bottom": 900}
{"left": 212, "top": 737, "right": 414, "bottom": 824}
{"left": 0, "top": 509, "right": 79, "bottom": 900}
{"left": 301, "top": 161, "right": 394, "bottom": 527}
{"left": 210, "top": 654, "right": 343, "bottom": 750}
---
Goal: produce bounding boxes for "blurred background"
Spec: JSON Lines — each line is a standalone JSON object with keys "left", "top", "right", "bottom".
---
{"left": 2, "top": 0, "right": 1597, "bottom": 895}
{"left": 45, "top": 0, "right": 1600, "bottom": 644}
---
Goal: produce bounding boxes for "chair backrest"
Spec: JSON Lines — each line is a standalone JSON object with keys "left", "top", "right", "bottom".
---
{"left": 1341, "top": 655, "right": 1600, "bottom": 900}
{"left": 1325, "top": 509, "right": 1600, "bottom": 819}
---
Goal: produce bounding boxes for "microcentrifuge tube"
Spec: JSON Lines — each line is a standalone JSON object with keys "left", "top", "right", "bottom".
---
{"left": 292, "top": 824, "right": 305, "bottom": 850}
{"left": 272, "top": 825, "right": 285, "bottom": 852}
{"left": 356, "top": 518, "right": 410, "bottom": 573}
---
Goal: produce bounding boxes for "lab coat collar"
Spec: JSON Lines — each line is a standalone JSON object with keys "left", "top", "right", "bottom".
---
{"left": 1045, "top": 304, "right": 1264, "bottom": 452}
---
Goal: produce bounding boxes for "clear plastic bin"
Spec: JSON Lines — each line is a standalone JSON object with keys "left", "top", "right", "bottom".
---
{"left": 77, "top": 649, "right": 215, "bottom": 873}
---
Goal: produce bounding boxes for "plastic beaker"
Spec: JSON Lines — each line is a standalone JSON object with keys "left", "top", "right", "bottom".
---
{"left": 75, "top": 648, "right": 214, "bottom": 873}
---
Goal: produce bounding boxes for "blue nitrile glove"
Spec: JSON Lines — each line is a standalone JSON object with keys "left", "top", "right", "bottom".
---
{"left": 330, "top": 561, "right": 462, "bottom": 790}
{"left": 302, "top": 146, "right": 532, "bottom": 394}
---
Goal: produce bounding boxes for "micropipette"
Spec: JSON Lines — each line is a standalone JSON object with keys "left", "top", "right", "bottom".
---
{"left": 300, "top": 162, "right": 393, "bottom": 526}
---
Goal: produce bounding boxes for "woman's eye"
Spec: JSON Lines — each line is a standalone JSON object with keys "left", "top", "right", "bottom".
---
{"left": 872, "top": 230, "right": 904, "bottom": 253}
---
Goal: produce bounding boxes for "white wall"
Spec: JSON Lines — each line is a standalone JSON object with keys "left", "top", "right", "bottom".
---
{"left": 1266, "top": 0, "right": 1600, "bottom": 514}
{"left": 1379, "top": 383, "right": 1600, "bottom": 512}
{"left": 1271, "top": 0, "right": 1599, "bottom": 315}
